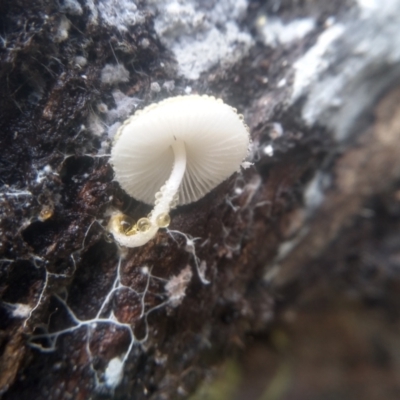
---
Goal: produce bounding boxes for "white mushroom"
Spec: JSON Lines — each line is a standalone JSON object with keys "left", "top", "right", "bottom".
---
{"left": 108, "top": 95, "right": 250, "bottom": 248}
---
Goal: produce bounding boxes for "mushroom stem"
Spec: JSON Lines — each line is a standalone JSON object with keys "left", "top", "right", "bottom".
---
{"left": 149, "top": 140, "right": 187, "bottom": 224}
{"left": 109, "top": 140, "right": 187, "bottom": 248}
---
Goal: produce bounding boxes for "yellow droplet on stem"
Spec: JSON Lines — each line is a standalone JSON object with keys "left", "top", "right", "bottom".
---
{"left": 137, "top": 217, "right": 151, "bottom": 232}
{"left": 156, "top": 213, "right": 171, "bottom": 228}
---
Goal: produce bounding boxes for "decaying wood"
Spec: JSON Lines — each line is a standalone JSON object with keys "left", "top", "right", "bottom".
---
{"left": 1, "top": 1, "right": 400, "bottom": 399}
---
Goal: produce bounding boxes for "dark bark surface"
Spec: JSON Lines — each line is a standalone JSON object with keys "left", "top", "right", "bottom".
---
{"left": 1, "top": 1, "right": 400, "bottom": 399}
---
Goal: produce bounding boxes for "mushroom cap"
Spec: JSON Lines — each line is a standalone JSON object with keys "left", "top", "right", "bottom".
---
{"left": 111, "top": 95, "right": 250, "bottom": 205}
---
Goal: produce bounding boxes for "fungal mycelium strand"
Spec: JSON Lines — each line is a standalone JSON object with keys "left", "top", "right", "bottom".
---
{"left": 108, "top": 94, "right": 250, "bottom": 248}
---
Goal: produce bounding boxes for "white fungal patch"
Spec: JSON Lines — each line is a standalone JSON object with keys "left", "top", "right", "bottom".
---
{"left": 88, "top": 112, "right": 105, "bottom": 137}
{"left": 61, "top": 0, "right": 83, "bottom": 15}
{"left": 256, "top": 16, "right": 315, "bottom": 47}
{"left": 106, "top": 90, "right": 141, "bottom": 127}
{"left": 269, "top": 122, "right": 283, "bottom": 140}
{"left": 8, "top": 303, "right": 32, "bottom": 319}
{"left": 103, "top": 0, "right": 145, "bottom": 27}
{"left": 263, "top": 144, "right": 274, "bottom": 157}
{"left": 104, "top": 357, "right": 124, "bottom": 389}
{"left": 150, "top": 82, "right": 161, "bottom": 93}
{"left": 150, "top": 0, "right": 252, "bottom": 80}
{"left": 162, "top": 80, "right": 175, "bottom": 92}
{"left": 101, "top": 64, "right": 130, "bottom": 85}
{"left": 165, "top": 265, "right": 193, "bottom": 307}
{"left": 304, "top": 172, "right": 330, "bottom": 214}
{"left": 74, "top": 56, "right": 87, "bottom": 67}
{"left": 54, "top": 15, "right": 71, "bottom": 43}
{"left": 35, "top": 165, "right": 53, "bottom": 184}
{"left": 291, "top": 24, "right": 345, "bottom": 103}
{"left": 109, "top": 95, "right": 250, "bottom": 248}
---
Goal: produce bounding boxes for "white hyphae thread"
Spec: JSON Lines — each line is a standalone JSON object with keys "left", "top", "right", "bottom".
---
{"left": 108, "top": 95, "right": 250, "bottom": 248}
